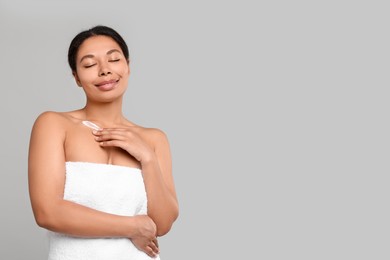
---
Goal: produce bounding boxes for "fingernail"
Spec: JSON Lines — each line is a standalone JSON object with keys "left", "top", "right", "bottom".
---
{"left": 92, "top": 130, "right": 97, "bottom": 134}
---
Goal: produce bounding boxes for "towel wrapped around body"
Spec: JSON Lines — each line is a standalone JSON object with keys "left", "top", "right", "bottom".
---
{"left": 47, "top": 161, "right": 159, "bottom": 260}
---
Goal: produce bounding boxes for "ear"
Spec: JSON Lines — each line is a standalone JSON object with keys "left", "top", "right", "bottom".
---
{"left": 72, "top": 72, "right": 82, "bottom": 87}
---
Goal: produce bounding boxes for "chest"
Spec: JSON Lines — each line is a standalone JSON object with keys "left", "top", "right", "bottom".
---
{"left": 64, "top": 126, "right": 140, "bottom": 168}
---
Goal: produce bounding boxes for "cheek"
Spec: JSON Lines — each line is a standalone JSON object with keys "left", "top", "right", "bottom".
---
{"left": 77, "top": 69, "right": 97, "bottom": 83}
{"left": 117, "top": 65, "right": 130, "bottom": 77}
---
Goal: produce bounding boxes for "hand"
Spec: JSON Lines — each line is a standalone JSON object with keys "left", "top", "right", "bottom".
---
{"left": 130, "top": 215, "right": 159, "bottom": 257}
{"left": 93, "top": 128, "right": 155, "bottom": 164}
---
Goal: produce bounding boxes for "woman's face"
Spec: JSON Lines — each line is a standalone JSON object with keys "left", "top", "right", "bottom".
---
{"left": 74, "top": 35, "right": 130, "bottom": 102}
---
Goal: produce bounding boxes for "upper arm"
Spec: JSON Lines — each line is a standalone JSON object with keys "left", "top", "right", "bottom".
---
{"left": 28, "top": 112, "right": 67, "bottom": 221}
{"left": 151, "top": 129, "right": 178, "bottom": 203}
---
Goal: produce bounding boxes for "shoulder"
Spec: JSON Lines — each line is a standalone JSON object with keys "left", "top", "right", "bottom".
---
{"left": 31, "top": 111, "right": 75, "bottom": 138}
{"left": 33, "top": 111, "right": 67, "bottom": 123}
{"left": 137, "top": 125, "right": 168, "bottom": 140}
{"left": 124, "top": 120, "right": 167, "bottom": 139}
{"left": 144, "top": 127, "right": 168, "bottom": 141}
{"left": 32, "top": 111, "right": 68, "bottom": 129}
{"left": 33, "top": 110, "right": 83, "bottom": 125}
{"left": 131, "top": 124, "right": 170, "bottom": 148}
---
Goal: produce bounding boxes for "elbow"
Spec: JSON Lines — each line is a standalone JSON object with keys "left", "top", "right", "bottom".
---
{"left": 31, "top": 199, "right": 65, "bottom": 231}
{"left": 33, "top": 208, "right": 57, "bottom": 230}
{"left": 34, "top": 213, "right": 49, "bottom": 229}
{"left": 156, "top": 210, "right": 179, "bottom": 237}
{"left": 156, "top": 223, "right": 172, "bottom": 237}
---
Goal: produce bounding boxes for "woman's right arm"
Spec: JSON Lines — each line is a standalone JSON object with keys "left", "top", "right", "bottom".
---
{"left": 28, "top": 112, "right": 156, "bottom": 241}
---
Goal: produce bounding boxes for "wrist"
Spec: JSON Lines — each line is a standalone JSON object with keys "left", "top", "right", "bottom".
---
{"left": 124, "top": 216, "right": 139, "bottom": 238}
{"left": 140, "top": 153, "right": 158, "bottom": 167}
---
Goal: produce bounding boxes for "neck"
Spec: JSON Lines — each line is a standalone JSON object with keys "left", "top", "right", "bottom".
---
{"left": 82, "top": 97, "right": 125, "bottom": 127}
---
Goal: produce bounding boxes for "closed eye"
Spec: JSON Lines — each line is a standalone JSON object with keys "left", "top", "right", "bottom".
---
{"left": 84, "top": 64, "right": 96, "bottom": 68}
{"left": 109, "top": 59, "right": 120, "bottom": 62}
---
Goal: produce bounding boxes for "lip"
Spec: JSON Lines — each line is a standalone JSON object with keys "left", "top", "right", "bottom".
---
{"left": 95, "top": 79, "right": 119, "bottom": 87}
{"left": 95, "top": 79, "right": 119, "bottom": 91}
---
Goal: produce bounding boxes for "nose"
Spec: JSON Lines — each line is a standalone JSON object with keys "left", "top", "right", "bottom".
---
{"left": 99, "top": 62, "right": 112, "bottom": 76}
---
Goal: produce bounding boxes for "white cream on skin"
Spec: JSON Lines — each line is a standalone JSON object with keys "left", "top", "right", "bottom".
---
{"left": 82, "top": 121, "right": 102, "bottom": 131}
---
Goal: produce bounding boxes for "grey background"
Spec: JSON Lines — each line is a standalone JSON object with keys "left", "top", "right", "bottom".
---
{"left": 0, "top": 0, "right": 388, "bottom": 259}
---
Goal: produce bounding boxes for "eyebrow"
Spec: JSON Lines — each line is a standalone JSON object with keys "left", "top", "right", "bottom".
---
{"left": 79, "top": 49, "right": 122, "bottom": 63}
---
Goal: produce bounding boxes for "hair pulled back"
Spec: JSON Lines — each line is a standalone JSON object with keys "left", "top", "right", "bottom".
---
{"left": 68, "top": 25, "right": 129, "bottom": 72}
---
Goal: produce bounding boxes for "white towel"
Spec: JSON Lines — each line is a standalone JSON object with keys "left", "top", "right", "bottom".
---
{"left": 47, "top": 161, "right": 160, "bottom": 260}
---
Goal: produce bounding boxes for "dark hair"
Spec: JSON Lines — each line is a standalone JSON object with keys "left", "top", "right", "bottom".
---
{"left": 68, "top": 25, "right": 129, "bottom": 72}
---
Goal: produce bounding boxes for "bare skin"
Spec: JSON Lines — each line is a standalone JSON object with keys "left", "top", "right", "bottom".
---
{"left": 28, "top": 36, "right": 178, "bottom": 258}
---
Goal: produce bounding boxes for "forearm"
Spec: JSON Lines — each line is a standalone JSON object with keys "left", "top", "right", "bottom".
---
{"left": 141, "top": 159, "right": 179, "bottom": 236}
{"left": 35, "top": 199, "right": 136, "bottom": 238}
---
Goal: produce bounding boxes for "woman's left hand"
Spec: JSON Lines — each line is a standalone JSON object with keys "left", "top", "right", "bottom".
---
{"left": 93, "top": 128, "right": 155, "bottom": 164}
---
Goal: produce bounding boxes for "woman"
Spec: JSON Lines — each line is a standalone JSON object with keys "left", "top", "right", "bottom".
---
{"left": 28, "top": 25, "right": 179, "bottom": 260}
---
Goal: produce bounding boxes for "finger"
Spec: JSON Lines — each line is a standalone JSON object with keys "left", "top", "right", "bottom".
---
{"left": 145, "top": 245, "right": 158, "bottom": 258}
{"left": 93, "top": 129, "right": 129, "bottom": 137}
{"left": 153, "top": 237, "right": 159, "bottom": 249}
{"left": 98, "top": 139, "right": 138, "bottom": 155}
{"left": 99, "top": 127, "right": 132, "bottom": 131}
{"left": 93, "top": 129, "right": 141, "bottom": 146}
{"left": 98, "top": 140, "right": 127, "bottom": 149}
{"left": 98, "top": 139, "right": 141, "bottom": 159}
{"left": 94, "top": 133, "right": 127, "bottom": 142}
{"left": 94, "top": 128, "right": 136, "bottom": 135}
{"left": 149, "top": 240, "right": 159, "bottom": 254}
{"left": 94, "top": 132, "right": 138, "bottom": 143}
